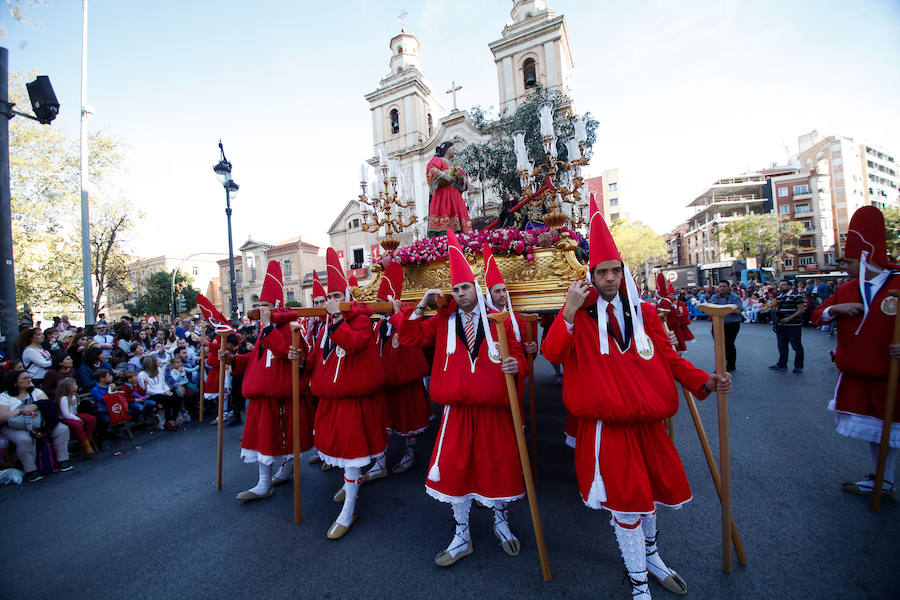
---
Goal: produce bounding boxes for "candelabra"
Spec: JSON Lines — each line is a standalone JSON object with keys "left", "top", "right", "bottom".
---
{"left": 360, "top": 150, "right": 416, "bottom": 254}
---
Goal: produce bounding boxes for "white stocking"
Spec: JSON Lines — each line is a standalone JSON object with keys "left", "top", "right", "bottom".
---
{"left": 336, "top": 467, "right": 361, "bottom": 526}
{"left": 446, "top": 498, "right": 472, "bottom": 557}
{"left": 247, "top": 462, "right": 272, "bottom": 495}
{"left": 273, "top": 457, "right": 293, "bottom": 482}
{"left": 492, "top": 502, "right": 517, "bottom": 543}
{"left": 367, "top": 454, "right": 387, "bottom": 477}
{"left": 642, "top": 513, "right": 676, "bottom": 582}
{"left": 611, "top": 512, "right": 650, "bottom": 599}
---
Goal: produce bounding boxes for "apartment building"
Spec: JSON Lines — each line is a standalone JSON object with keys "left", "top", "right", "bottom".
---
{"left": 770, "top": 161, "right": 835, "bottom": 275}
{"left": 862, "top": 143, "right": 899, "bottom": 209}
{"left": 583, "top": 168, "right": 624, "bottom": 224}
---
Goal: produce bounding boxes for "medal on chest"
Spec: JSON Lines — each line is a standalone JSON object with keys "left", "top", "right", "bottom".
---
{"left": 637, "top": 340, "right": 655, "bottom": 360}
{"left": 391, "top": 333, "right": 400, "bottom": 348}
{"left": 881, "top": 295, "right": 898, "bottom": 316}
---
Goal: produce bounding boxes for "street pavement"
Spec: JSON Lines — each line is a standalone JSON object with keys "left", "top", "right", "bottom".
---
{"left": 2, "top": 321, "right": 899, "bottom": 599}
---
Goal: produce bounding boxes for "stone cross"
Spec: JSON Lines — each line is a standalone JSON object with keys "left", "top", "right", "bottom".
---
{"left": 398, "top": 9, "right": 408, "bottom": 31}
{"left": 446, "top": 81, "right": 462, "bottom": 111}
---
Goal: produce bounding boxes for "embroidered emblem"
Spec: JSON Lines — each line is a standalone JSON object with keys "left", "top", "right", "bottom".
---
{"left": 881, "top": 295, "right": 898, "bottom": 316}
{"left": 488, "top": 341, "right": 502, "bottom": 364}
{"left": 638, "top": 340, "right": 655, "bottom": 360}
{"left": 335, "top": 346, "right": 346, "bottom": 358}
{"left": 391, "top": 333, "right": 400, "bottom": 348}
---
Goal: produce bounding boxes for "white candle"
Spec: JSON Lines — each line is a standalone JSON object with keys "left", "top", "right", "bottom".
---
{"left": 573, "top": 115, "right": 587, "bottom": 144}
{"left": 538, "top": 102, "right": 554, "bottom": 138}
{"left": 360, "top": 164, "right": 368, "bottom": 184}
{"left": 378, "top": 148, "right": 389, "bottom": 167}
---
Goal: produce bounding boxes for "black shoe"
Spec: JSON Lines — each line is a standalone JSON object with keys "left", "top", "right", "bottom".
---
{"left": 792, "top": 368, "right": 803, "bottom": 374}
{"left": 769, "top": 364, "right": 787, "bottom": 371}
{"left": 225, "top": 419, "right": 243, "bottom": 428}
{"left": 26, "top": 471, "right": 44, "bottom": 482}
{"left": 58, "top": 460, "right": 74, "bottom": 472}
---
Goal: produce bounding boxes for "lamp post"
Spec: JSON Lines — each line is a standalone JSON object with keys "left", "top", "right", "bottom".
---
{"left": 213, "top": 141, "right": 240, "bottom": 325}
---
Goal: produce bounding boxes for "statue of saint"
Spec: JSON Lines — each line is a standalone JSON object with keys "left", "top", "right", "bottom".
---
{"left": 426, "top": 141, "right": 471, "bottom": 236}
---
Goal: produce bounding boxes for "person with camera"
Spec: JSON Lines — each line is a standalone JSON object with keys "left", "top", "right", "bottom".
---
{"left": 0, "top": 370, "right": 73, "bottom": 482}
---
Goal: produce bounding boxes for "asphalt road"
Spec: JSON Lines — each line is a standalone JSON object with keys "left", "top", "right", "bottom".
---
{"left": 2, "top": 321, "right": 898, "bottom": 599}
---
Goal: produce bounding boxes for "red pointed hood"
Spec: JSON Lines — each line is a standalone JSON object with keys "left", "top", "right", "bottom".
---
{"left": 655, "top": 272, "right": 667, "bottom": 294}
{"left": 588, "top": 192, "right": 621, "bottom": 270}
{"left": 311, "top": 271, "right": 326, "bottom": 300}
{"left": 259, "top": 260, "right": 284, "bottom": 308}
{"left": 667, "top": 281, "right": 676, "bottom": 295}
{"left": 845, "top": 206, "right": 891, "bottom": 265}
{"left": 447, "top": 230, "right": 475, "bottom": 286}
{"left": 377, "top": 262, "right": 404, "bottom": 301}
{"left": 326, "top": 248, "right": 348, "bottom": 295}
{"left": 482, "top": 242, "right": 505, "bottom": 291}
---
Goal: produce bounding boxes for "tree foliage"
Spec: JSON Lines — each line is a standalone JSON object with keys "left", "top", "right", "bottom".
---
{"left": 608, "top": 219, "right": 667, "bottom": 273}
{"left": 455, "top": 85, "right": 599, "bottom": 203}
{"left": 124, "top": 270, "right": 198, "bottom": 318}
{"left": 883, "top": 206, "right": 899, "bottom": 262}
{"left": 718, "top": 213, "right": 804, "bottom": 268}
{"left": 9, "top": 71, "right": 140, "bottom": 317}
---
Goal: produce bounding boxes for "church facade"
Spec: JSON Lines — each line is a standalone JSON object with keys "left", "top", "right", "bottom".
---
{"left": 355, "top": 1, "right": 577, "bottom": 251}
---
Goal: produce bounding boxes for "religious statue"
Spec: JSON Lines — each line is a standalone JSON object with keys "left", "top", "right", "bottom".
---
{"left": 426, "top": 141, "right": 472, "bottom": 236}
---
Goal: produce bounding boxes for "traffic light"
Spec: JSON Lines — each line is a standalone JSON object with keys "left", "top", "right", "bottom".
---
{"left": 177, "top": 294, "right": 186, "bottom": 314}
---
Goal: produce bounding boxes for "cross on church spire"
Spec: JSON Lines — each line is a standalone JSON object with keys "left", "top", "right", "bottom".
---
{"left": 398, "top": 9, "right": 408, "bottom": 31}
{"left": 446, "top": 81, "right": 462, "bottom": 111}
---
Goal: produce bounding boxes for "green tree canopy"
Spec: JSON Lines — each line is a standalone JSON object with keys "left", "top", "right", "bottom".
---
{"left": 455, "top": 85, "right": 599, "bottom": 204}
{"left": 125, "top": 270, "right": 198, "bottom": 318}
{"left": 718, "top": 213, "right": 804, "bottom": 268}
{"left": 608, "top": 219, "right": 667, "bottom": 273}
{"left": 883, "top": 206, "right": 899, "bottom": 262}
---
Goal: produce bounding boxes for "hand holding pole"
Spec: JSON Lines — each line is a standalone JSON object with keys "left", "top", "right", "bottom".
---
{"left": 488, "top": 312, "right": 552, "bottom": 582}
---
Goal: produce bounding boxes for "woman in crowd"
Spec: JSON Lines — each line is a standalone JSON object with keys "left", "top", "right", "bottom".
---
{"left": 0, "top": 370, "right": 73, "bottom": 482}
{"left": 55, "top": 377, "right": 96, "bottom": 455}
{"left": 77, "top": 346, "right": 112, "bottom": 392}
{"left": 42, "top": 353, "right": 77, "bottom": 398}
{"left": 135, "top": 329, "right": 152, "bottom": 351}
{"left": 114, "top": 325, "right": 134, "bottom": 356}
{"left": 138, "top": 355, "right": 180, "bottom": 431}
{"left": 67, "top": 333, "right": 90, "bottom": 370}
{"left": 19, "top": 328, "right": 53, "bottom": 389}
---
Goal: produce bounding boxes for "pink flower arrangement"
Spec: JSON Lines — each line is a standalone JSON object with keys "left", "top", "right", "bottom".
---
{"left": 382, "top": 226, "right": 588, "bottom": 267}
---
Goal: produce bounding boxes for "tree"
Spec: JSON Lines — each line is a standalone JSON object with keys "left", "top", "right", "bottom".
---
{"left": 718, "top": 213, "right": 804, "bottom": 268}
{"left": 9, "top": 71, "right": 139, "bottom": 316}
{"left": 125, "top": 270, "right": 199, "bottom": 318}
{"left": 455, "top": 85, "right": 599, "bottom": 202}
{"left": 883, "top": 206, "right": 899, "bottom": 262}
{"left": 609, "top": 219, "right": 667, "bottom": 278}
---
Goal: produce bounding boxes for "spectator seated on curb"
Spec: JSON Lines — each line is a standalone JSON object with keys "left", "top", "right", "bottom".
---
{"left": 78, "top": 347, "right": 113, "bottom": 393}
{"left": 91, "top": 369, "right": 115, "bottom": 446}
{"left": 117, "top": 370, "right": 155, "bottom": 424}
{"left": 42, "top": 353, "right": 77, "bottom": 399}
{"left": 165, "top": 356, "right": 198, "bottom": 421}
{"left": 55, "top": 377, "right": 96, "bottom": 455}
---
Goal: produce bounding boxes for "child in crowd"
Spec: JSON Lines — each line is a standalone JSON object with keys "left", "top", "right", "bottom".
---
{"left": 151, "top": 342, "right": 169, "bottom": 368}
{"left": 118, "top": 370, "right": 156, "bottom": 424}
{"left": 56, "top": 377, "right": 96, "bottom": 454}
{"left": 91, "top": 369, "right": 115, "bottom": 447}
{"left": 139, "top": 355, "right": 180, "bottom": 432}
{"left": 128, "top": 342, "right": 146, "bottom": 372}
{"left": 166, "top": 356, "right": 198, "bottom": 422}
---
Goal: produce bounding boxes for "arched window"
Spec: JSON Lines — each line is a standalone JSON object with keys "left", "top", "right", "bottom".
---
{"left": 390, "top": 109, "right": 400, "bottom": 134}
{"left": 523, "top": 58, "right": 537, "bottom": 89}
{"left": 427, "top": 113, "right": 433, "bottom": 136}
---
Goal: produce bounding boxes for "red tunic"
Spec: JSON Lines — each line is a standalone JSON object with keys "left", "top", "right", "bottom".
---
{"left": 399, "top": 301, "right": 527, "bottom": 507}
{"left": 307, "top": 304, "right": 389, "bottom": 467}
{"left": 203, "top": 340, "right": 221, "bottom": 397}
{"left": 375, "top": 310, "right": 433, "bottom": 436}
{"left": 233, "top": 322, "right": 315, "bottom": 464}
{"left": 657, "top": 298, "right": 692, "bottom": 352}
{"left": 426, "top": 156, "right": 472, "bottom": 233}
{"left": 812, "top": 275, "right": 900, "bottom": 446}
{"left": 542, "top": 297, "right": 710, "bottom": 514}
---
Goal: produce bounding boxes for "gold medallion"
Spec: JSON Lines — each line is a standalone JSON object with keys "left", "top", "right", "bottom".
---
{"left": 638, "top": 341, "right": 655, "bottom": 361}
{"left": 391, "top": 333, "right": 400, "bottom": 348}
{"left": 881, "top": 296, "right": 898, "bottom": 316}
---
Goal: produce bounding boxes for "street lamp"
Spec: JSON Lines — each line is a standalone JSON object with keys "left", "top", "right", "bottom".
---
{"left": 213, "top": 140, "right": 240, "bottom": 325}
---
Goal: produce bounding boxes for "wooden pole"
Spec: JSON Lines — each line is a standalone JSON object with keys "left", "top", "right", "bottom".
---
{"left": 216, "top": 332, "right": 227, "bottom": 491}
{"left": 247, "top": 301, "right": 395, "bottom": 321}
{"left": 290, "top": 322, "right": 303, "bottom": 523}
{"left": 660, "top": 320, "right": 746, "bottom": 563}
{"left": 488, "top": 312, "right": 552, "bottom": 582}
{"left": 522, "top": 313, "right": 540, "bottom": 483}
{"left": 657, "top": 309, "right": 675, "bottom": 440}
{"left": 872, "top": 289, "right": 900, "bottom": 512}
{"left": 198, "top": 344, "right": 206, "bottom": 423}
{"left": 699, "top": 302, "right": 737, "bottom": 573}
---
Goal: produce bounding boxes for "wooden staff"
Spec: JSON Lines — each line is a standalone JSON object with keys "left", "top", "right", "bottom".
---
{"left": 657, "top": 309, "right": 675, "bottom": 440}
{"left": 698, "top": 302, "right": 737, "bottom": 573}
{"left": 659, "top": 319, "right": 747, "bottom": 563}
{"left": 290, "top": 322, "right": 303, "bottom": 523}
{"left": 216, "top": 332, "right": 227, "bottom": 491}
{"left": 198, "top": 344, "right": 206, "bottom": 423}
{"left": 488, "top": 312, "right": 552, "bottom": 582}
{"left": 248, "top": 301, "right": 395, "bottom": 320}
{"left": 521, "top": 313, "right": 540, "bottom": 482}
{"left": 872, "top": 289, "right": 900, "bottom": 512}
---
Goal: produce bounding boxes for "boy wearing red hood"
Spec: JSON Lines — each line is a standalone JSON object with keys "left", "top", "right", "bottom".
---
{"left": 400, "top": 230, "right": 527, "bottom": 567}
{"left": 303, "top": 248, "right": 389, "bottom": 539}
{"left": 542, "top": 198, "right": 731, "bottom": 599}
{"left": 812, "top": 206, "right": 900, "bottom": 498}
{"left": 220, "top": 261, "right": 316, "bottom": 501}
{"left": 656, "top": 275, "right": 693, "bottom": 353}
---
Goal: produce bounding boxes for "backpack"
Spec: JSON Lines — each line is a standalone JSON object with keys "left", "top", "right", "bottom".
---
{"left": 36, "top": 440, "right": 57, "bottom": 475}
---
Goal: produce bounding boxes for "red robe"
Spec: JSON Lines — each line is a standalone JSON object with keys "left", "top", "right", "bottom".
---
{"left": 203, "top": 340, "right": 221, "bottom": 397}
{"left": 812, "top": 275, "right": 900, "bottom": 446}
{"left": 657, "top": 298, "right": 692, "bottom": 352}
{"left": 542, "top": 295, "right": 711, "bottom": 514}
{"left": 307, "top": 304, "right": 389, "bottom": 467}
{"left": 233, "top": 322, "right": 315, "bottom": 464}
{"left": 375, "top": 309, "right": 433, "bottom": 436}
{"left": 399, "top": 301, "right": 527, "bottom": 507}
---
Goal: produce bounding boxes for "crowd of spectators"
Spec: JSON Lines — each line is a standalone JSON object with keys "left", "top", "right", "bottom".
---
{"left": 0, "top": 314, "right": 233, "bottom": 483}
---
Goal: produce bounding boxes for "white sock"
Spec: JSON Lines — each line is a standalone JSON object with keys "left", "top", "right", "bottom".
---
{"left": 274, "top": 457, "right": 293, "bottom": 481}
{"left": 642, "top": 513, "right": 676, "bottom": 581}
{"left": 493, "top": 503, "right": 517, "bottom": 543}
{"left": 611, "top": 513, "right": 650, "bottom": 599}
{"left": 247, "top": 462, "right": 272, "bottom": 495}
{"left": 367, "top": 454, "right": 387, "bottom": 476}
{"left": 336, "top": 467, "right": 361, "bottom": 526}
{"left": 446, "top": 498, "right": 472, "bottom": 557}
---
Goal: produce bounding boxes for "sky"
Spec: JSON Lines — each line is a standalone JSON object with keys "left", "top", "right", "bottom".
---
{"left": 5, "top": 0, "right": 900, "bottom": 260}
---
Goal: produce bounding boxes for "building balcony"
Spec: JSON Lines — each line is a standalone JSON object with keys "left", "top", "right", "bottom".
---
{"left": 792, "top": 192, "right": 813, "bottom": 200}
